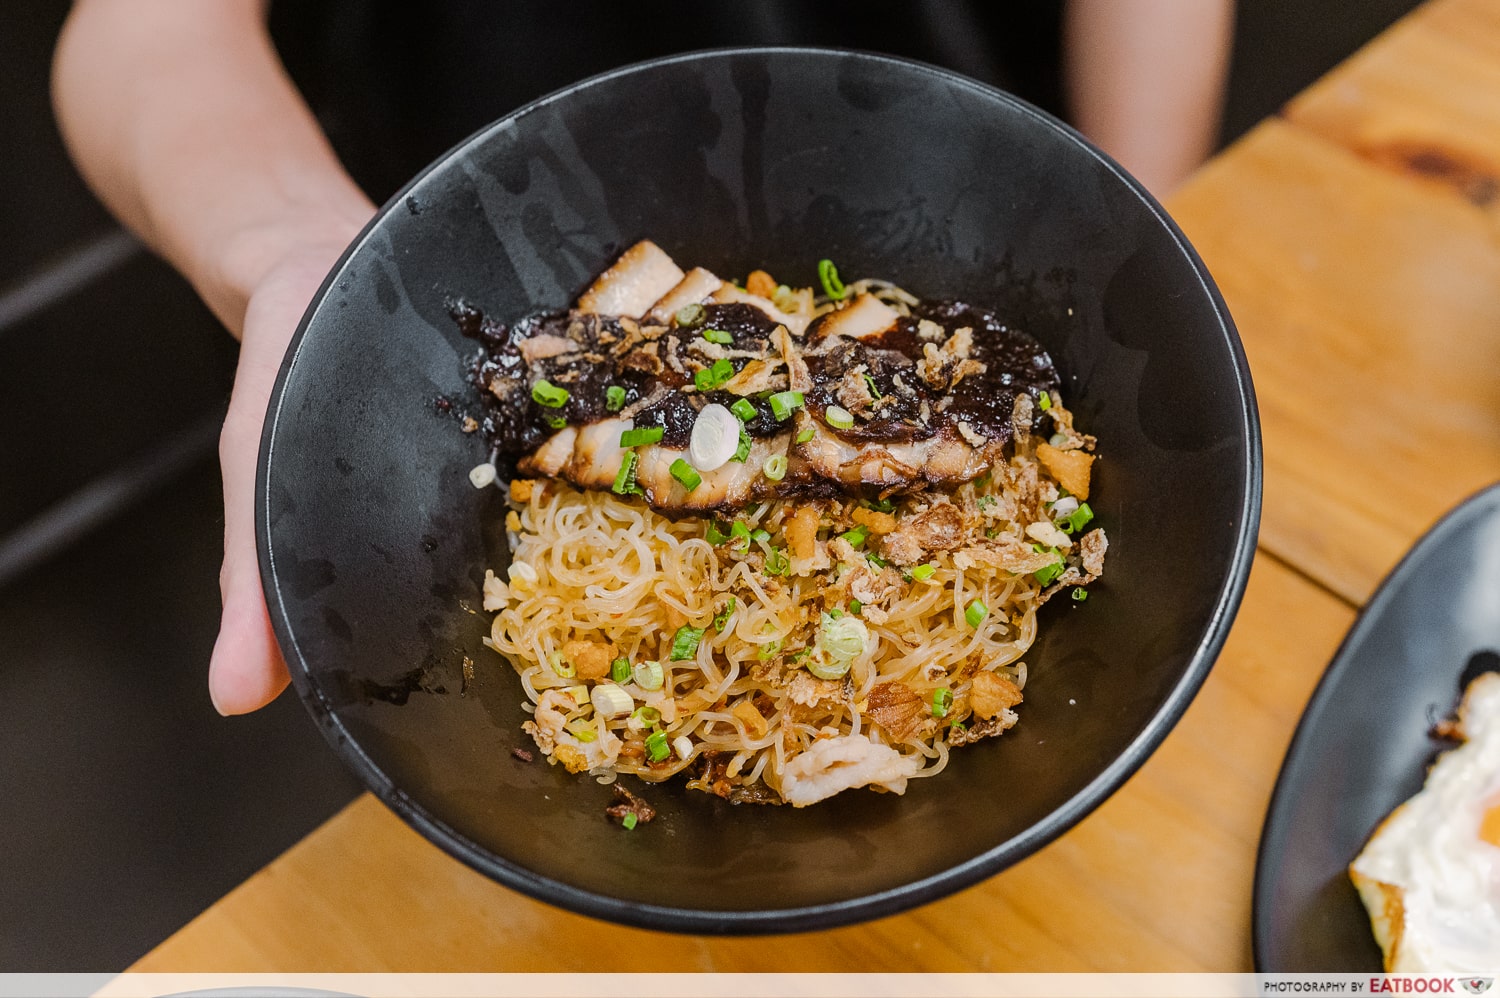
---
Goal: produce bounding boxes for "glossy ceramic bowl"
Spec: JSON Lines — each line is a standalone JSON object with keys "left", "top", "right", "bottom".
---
{"left": 258, "top": 48, "right": 1260, "bottom": 932}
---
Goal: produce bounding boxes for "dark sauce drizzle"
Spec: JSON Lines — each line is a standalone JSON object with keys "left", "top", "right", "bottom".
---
{"left": 455, "top": 298, "right": 1058, "bottom": 465}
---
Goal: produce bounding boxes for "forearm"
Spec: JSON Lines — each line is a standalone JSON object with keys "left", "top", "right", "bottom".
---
{"left": 52, "top": 0, "right": 371, "bottom": 334}
{"left": 1063, "top": 0, "right": 1235, "bottom": 195}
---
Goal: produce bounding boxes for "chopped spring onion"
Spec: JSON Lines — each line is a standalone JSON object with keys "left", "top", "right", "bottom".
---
{"left": 644, "top": 729, "right": 670, "bottom": 763}
{"left": 590, "top": 683, "right": 634, "bottom": 718}
{"left": 706, "top": 521, "right": 730, "bottom": 545}
{"left": 730, "top": 397, "right": 758, "bottom": 422}
{"left": 863, "top": 373, "right": 883, "bottom": 400}
{"left": 729, "top": 520, "right": 752, "bottom": 554}
{"left": 949, "top": 720, "right": 967, "bottom": 734}
{"left": 977, "top": 495, "right": 998, "bottom": 510}
{"left": 694, "top": 358, "right": 735, "bottom": 392}
{"left": 508, "top": 560, "right": 539, "bottom": 587}
{"left": 468, "top": 462, "right": 498, "bottom": 489}
{"left": 675, "top": 303, "right": 705, "bottom": 327}
{"left": 670, "top": 458, "right": 702, "bottom": 491}
{"left": 866, "top": 552, "right": 889, "bottom": 569}
{"left": 818, "top": 258, "right": 848, "bottom": 300}
{"left": 564, "top": 686, "right": 590, "bottom": 707}
{"left": 824, "top": 405, "right": 854, "bottom": 430}
{"left": 848, "top": 599, "right": 863, "bottom": 615}
{"left": 632, "top": 660, "right": 664, "bottom": 691}
{"left": 796, "top": 426, "right": 815, "bottom": 444}
{"left": 672, "top": 735, "right": 694, "bottom": 760}
{"left": 731, "top": 427, "right": 752, "bottom": 463}
{"left": 975, "top": 471, "right": 992, "bottom": 488}
{"left": 618, "top": 425, "right": 664, "bottom": 447}
{"left": 713, "top": 597, "right": 737, "bottom": 633}
{"left": 669, "top": 625, "right": 705, "bottom": 661}
{"left": 611, "top": 451, "right": 642, "bottom": 495}
{"left": 764, "top": 548, "right": 789, "bottom": 576}
{"left": 1058, "top": 502, "right": 1094, "bottom": 534}
{"left": 1035, "top": 556, "right": 1066, "bottom": 586}
{"left": 807, "top": 656, "right": 850, "bottom": 681}
{"left": 1071, "top": 588, "right": 1090, "bottom": 602}
{"left": 605, "top": 385, "right": 626, "bottom": 411}
{"left": 865, "top": 497, "right": 895, "bottom": 513}
{"left": 750, "top": 527, "right": 771, "bottom": 545}
{"left": 964, "top": 599, "right": 989, "bottom": 629}
{"left": 702, "top": 328, "right": 733, "bottom": 345}
{"left": 630, "top": 705, "right": 661, "bottom": 726}
{"left": 758, "top": 639, "right": 782, "bottom": 660}
{"left": 547, "top": 415, "right": 568, "bottom": 429}
{"left": 566, "top": 718, "right": 597, "bottom": 742}
{"left": 1038, "top": 391, "right": 1053, "bottom": 412}
{"left": 531, "top": 379, "right": 570, "bottom": 408}
{"left": 690, "top": 404, "right": 741, "bottom": 471}
{"left": 768, "top": 391, "right": 804, "bottom": 422}
{"left": 931, "top": 687, "right": 953, "bottom": 718}
{"left": 610, "top": 656, "right": 632, "bottom": 683}
{"left": 763, "top": 454, "right": 788, "bottom": 481}
{"left": 548, "top": 651, "right": 575, "bottom": 678}
{"left": 911, "top": 563, "right": 936, "bottom": 582}
{"left": 839, "top": 525, "right": 868, "bottom": 548}
{"left": 621, "top": 812, "right": 639, "bottom": 831}
{"left": 819, "top": 611, "right": 868, "bottom": 668}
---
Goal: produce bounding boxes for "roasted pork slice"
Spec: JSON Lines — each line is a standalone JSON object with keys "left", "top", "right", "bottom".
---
{"left": 632, "top": 433, "right": 791, "bottom": 513}
{"left": 646, "top": 267, "right": 722, "bottom": 322}
{"left": 577, "top": 240, "right": 685, "bottom": 318}
{"left": 808, "top": 292, "right": 899, "bottom": 341}
{"left": 463, "top": 246, "right": 1064, "bottom": 514}
{"left": 710, "top": 283, "right": 809, "bottom": 336}
{"left": 562, "top": 419, "right": 633, "bottom": 489}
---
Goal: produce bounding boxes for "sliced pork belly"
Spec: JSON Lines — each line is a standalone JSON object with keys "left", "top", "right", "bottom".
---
{"left": 809, "top": 293, "right": 899, "bottom": 341}
{"left": 710, "top": 283, "right": 809, "bottom": 336}
{"left": 634, "top": 433, "right": 791, "bottom": 513}
{"left": 462, "top": 246, "right": 1063, "bottom": 514}
{"left": 646, "top": 267, "right": 722, "bottom": 322}
{"left": 576, "top": 240, "right": 684, "bottom": 318}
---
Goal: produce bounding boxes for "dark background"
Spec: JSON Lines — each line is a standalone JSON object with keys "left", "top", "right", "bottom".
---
{"left": 0, "top": 0, "right": 1421, "bottom": 970}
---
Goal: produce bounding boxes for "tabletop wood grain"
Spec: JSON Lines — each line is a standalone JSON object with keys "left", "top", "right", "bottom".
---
{"left": 1173, "top": 0, "right": 1500, "bottom": 605}
{"left": 133, "top": 0, "right": 1500, "bottom": 972}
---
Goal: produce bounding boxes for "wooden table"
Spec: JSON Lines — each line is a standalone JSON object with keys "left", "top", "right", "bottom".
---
{"left": 134, "top": 0, "right": 1500, "bottom": 972}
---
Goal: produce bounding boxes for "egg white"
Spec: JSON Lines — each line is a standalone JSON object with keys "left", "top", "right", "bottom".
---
{"left": 1350, "top": 671, "right": 1500, "bottom": 972}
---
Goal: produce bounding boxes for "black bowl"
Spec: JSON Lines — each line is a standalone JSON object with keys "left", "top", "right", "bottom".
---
{"left": 258, "top": 47, "right": 1260, "bottom": 933}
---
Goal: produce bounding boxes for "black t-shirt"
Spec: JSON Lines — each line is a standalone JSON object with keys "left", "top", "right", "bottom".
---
{"left": 270, "top": 1, "right": 1065, "bottom": 203}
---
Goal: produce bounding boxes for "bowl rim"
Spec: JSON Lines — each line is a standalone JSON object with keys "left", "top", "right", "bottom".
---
{"left": 257, "top": 44, "right": 1263, "bottom": 934}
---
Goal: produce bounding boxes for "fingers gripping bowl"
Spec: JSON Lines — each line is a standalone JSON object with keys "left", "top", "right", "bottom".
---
{"left": 258, "top": 49, "right": 1260, "bottom": 931}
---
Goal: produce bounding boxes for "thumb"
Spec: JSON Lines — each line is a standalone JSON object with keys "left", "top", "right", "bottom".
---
{"left": 208, "top": 261, "right": 333, "bottom": 714}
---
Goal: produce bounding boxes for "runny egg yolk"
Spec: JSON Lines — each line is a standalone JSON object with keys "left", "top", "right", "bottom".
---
{"left": 1480, "top": 799, "right": 1500, "bottom": 848}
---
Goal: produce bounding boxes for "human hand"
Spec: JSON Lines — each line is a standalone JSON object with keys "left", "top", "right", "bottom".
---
{"left": 52, "top": 0, "right": 378, "bottom": 712}
{"left": 208, "top": 231, "right": 367, "bottom": 714}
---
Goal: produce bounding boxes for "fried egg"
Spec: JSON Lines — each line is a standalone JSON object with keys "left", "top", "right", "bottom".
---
{"left": 1349, "top": 671, "right": 1500, "bottom": 972}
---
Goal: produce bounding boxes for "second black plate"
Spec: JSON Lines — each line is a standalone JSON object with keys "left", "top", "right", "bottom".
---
{"left": 1253, "top": 483, "right": 1500, "bottom": 970}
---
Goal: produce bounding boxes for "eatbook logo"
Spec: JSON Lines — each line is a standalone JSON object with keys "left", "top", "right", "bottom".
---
{"left": 1461, "top": 980, "right": 1494, "bottom": 995}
